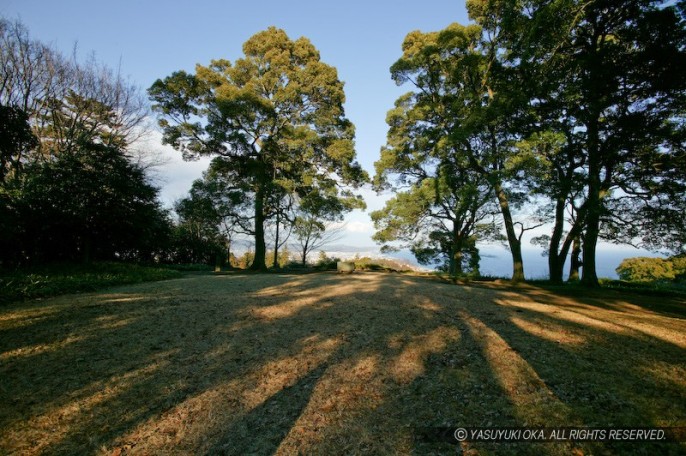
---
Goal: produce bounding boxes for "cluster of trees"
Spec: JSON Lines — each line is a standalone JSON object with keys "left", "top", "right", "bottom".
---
{"left": 1, "top": 19, "right": 360, "bottom": 270}
{"left": 168, "top": 162, "right": 351, "bottom": 268}
{"left": 0, "top": 20, "right": 364, "bottom": 271}
{"left": 372, "top": 0, "right": 686, "bottom": 286}
{"left": 5, "top": 4, "right": 684, "bottom": 286}
{"left": 149, "top": 27, "right": 367, "bottom": 270}
{"left": 0, "top": 18, "right": 170, "bottom": 266}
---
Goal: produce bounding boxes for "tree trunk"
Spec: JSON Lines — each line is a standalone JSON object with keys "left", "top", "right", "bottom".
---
{"left": 301, "top": 245, "right": 308, "bottom": 266}
{"left": 214, "top": 250, "right": 222, "bottom": 272}
{"left": 225, "top": 240, "right": 234, "bottom": 270}
{"left": 582, "top": 201, "right": 600, "bottom": 287}
{"left": 449, "top": 249, "right": 464, "bottom": 278}
{"left": 450, "top": 223, "right": 464, "bottom": 278}
{"left": 494, "top": 182, "right": 525, "bottom": 282}
{"left": 548, "top": 197, "right": 566, "bottom": 284}
{"left": 549, "top": 200, "right": 587, "bottom": 283}
{"left": 250, "top": 183, "right": 267, "bottom": 271}
{"left": 454, "top": 251, "right": 463, "bottom": 277}
{"left": 273, "top": 211, "right": 280, "bottom": 269}
{"left": 568, "top": 235, "right": 582, "bottom": 281}
{"left": 299, "top": 229, "right": 309, "bottom": 266}
{"left": 582, "top": 116, "right": 601, "bottom": 288}
{"left": 548, "top": 251, "right": 564, "bottom": 284}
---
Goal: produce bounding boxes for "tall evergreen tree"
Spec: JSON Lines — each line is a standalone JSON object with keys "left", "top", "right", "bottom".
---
{"left": 149, "top": 27, "right": 367, "bottom": 270}
{"left": 379, "top": 24, "right": 533, "bottom": 281}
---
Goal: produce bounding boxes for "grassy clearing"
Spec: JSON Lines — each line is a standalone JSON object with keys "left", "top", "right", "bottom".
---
{"left": 1, "top": 272, "right": 685, "bottom": 455}
{"left": 0, "top": 263, "right": 181, "bottom": 304}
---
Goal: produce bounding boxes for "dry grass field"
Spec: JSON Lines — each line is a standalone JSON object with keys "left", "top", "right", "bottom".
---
{"left": 1, "top": 272, "right": 685, "bottom": 455}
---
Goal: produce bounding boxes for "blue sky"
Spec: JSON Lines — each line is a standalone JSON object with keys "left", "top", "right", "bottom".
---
{"left": 0, "top": 0, "right": 469, "bottom": 176}
{"left": 0, "top": 0, "right": 470, "bottom": 247}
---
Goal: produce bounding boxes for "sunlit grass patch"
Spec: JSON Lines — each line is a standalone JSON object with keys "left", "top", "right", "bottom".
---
{"left": 1, "top": 273, "right": 685, "bottom": 455}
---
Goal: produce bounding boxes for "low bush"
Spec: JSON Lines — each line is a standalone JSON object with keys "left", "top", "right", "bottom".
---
{"left": 599, "top": 278, "right": 686, "bottom": 297}
{"left": 0, "top": 262, "right": 181, "bottom": 304}
{"left": 314, "top": 252, "right": 340, "bottom": 271}
{"left": 282, "top": 261, "right": 313, "bottom": 271}
{"left": 615, "top": 257, "right": 675, "bottom": 282}
{"left": 672, "top": 255, "right": 686, "bottom": 281}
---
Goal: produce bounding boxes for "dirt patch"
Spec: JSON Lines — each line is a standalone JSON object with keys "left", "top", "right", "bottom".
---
{"left": 1, "top": 272, "right": 685, "bottom": 454}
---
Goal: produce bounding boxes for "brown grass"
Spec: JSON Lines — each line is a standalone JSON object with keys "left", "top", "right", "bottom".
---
{"left": 1, "top": 272, "right": 685, "bottom": 455}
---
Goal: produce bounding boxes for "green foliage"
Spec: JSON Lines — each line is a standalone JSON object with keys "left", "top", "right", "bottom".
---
{"left": 165, "top": 225, "right": 223, "bottom": 266}
{"left": 0, "top": 104, "right": 37, "bottom": 261}
{"left": 149, "top": 27, "right": 368, "bottom": 270}
{"left": 266, "top": 247, "right": 292, "bottom": 269}
{"left": 615, "top": 257, "right": 675, "bottom": 283}
{"left": 470, "top": 0, "right": 686, "bottom": 286}
{"left": 0, "top": 262, "right": 181, "bottom": 304}
{"left": 376, "top": 23, "right": 513, "bottom": 278}
{"left": 616, "top": 255, "right": 686, "bottom": 284}
{"left": 157, "top": 263, "right": 214, "bottom": 272}
{"left": 10, "top": 143, "right": 170, "bottom": 264}
{"left": 0, "top": 18, "right": 167, "bottom": 267}
{"left": 672, "top": 256, "right": 686, "bottom": 280}
{"left": 598, "top": 278, "right": 686, "bottom": 298}
{"left": 165, "top": 179, "right": 227, "bottom": 266}
{"left": 0, "top": 104, "right": 38, "bottom": 182}
{"left": 280, "top": 260, "right": 313, "bottom": 271}
{"left": 1, "top": 17, "right": 149, "bottom": 160}
{"left": 292, "top": 215, "right": 345, "bottom": 265}
{"left": 234, "top": 251, "right": 255, "bottom": 270}
{"left": 314, "top": 251, "right": 340, "bottom": 271}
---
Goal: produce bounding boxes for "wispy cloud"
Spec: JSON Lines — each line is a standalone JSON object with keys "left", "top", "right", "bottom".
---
{"left": 346, "top": 221, "right": 373, "bottom": 233}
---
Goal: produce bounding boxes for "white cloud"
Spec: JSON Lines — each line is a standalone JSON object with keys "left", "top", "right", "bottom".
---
{"left": 346, "top": 221, "right": 374, "bottom": 233}
{"left": 134, "top": 129, "right": 211, "bottom": 207}
{"left": 156, "top": 153, "right": 212, "bottom": 207}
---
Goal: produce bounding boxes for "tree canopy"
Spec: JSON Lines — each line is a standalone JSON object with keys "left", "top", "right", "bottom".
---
{"left": 472, "top": 0, "right": 686, "bottom": 286}
{"left": 149, "top": 27, "right": 368, "bottom": 270}
{"left": 3, "top": 11, "right": 684, "bottom": 281}
{"left": 377, "top": 0, "right": 686, "bottom": 285}
{"left": 376, "top": 23, "right": 535, "bottom": 281}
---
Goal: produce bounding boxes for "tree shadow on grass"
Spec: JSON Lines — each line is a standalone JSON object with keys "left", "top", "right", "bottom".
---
{"left": 1, "top": 274, "right": 685, "bottom": 455}
{"left": 203, "top": 362, "right": 330, "bottom": 456}
{"left": 397, "top": 284, "right": 686, "bottom": 455}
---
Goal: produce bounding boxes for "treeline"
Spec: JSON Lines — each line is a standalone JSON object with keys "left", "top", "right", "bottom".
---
{"left": 4, "top": 2, "right": 685, "bottom": 286}
{"left": 0, "top": 19, "right": 226, "bottom": 268}
{"left": 1, "top": 20, "right": 365, "bottom": 270}
{"left": 0, "top": 18, "right": 172, "bottom": 266}
{"left": 372, "top": 0, "right": 686, "bottom": 286}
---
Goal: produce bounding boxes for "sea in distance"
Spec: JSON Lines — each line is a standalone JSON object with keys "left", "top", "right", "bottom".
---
{"left": 328, "top": 244, "right": 664, "bottom": 280}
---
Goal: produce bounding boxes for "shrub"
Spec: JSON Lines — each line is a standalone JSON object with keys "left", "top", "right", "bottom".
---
{"left": 315, "top": 252, "right": 340, "bottom": 271}
{"left": 158, "top": 263, "right": 214, "bottom": 272}
{"left": 671, "top": 255, "right": 686, "bottom": 281}
{"left": 353, "top": 256, "right": 412, "bottom": 272}
{"left": 282, "top": 261, "right": 312, "bottom": 270}
{"left": 615, "top": 257, "right": 674, "bottom": 282}
{"left": 0, "top": 262, "right": 181, "bottom": 304}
